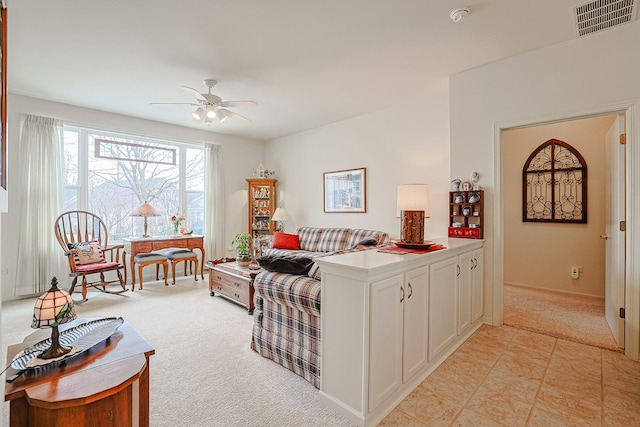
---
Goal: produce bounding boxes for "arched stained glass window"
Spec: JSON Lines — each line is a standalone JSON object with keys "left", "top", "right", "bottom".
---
{"left": 522, "top": 139, "right": 587, "bottom": 223}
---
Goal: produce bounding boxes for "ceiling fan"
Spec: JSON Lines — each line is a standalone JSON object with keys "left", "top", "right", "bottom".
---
{"left": 151, "top": 79, "right": 257, "bottom": 124}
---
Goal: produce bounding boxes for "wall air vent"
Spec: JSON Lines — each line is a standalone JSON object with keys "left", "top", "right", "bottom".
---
{"left": 574, "top": 0, "right": 638, "bottom": 37}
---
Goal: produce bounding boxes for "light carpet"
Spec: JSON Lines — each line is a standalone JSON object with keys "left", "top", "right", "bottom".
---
{"left": 503, "top": 283, "right": 622, "bottom": 352}
{"left": 1, "top": 278, "right": 354, "bottom": 427}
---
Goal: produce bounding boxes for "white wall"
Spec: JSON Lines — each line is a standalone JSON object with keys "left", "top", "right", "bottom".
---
{"left": 1, "top": 94, "right": 265, "bottom": 299}
{"left": 450, "top": 20, "right": 640, "bottom": 341}
{"left": 265, "top": 85, "right": 451, "bottom": 240}
{"left": 503, "top": 115, "right": 614, "bottom": 297}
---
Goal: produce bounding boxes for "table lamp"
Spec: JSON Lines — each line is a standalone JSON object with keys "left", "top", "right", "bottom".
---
{"left": 396, "top": 184, "right": 430, "bottom": 247}
{"left": 271, "top": 207, "right": 288, "bottom": 232}
{"left": 31, "top": 277, "right": 77, "bottom": 360}
{"left": 131, "top": 201, "right": 159, "bottom": 237}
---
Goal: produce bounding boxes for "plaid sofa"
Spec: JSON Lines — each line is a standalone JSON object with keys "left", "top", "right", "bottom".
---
{"left": 251, "top": 227, "right": 389, "bottom": 388}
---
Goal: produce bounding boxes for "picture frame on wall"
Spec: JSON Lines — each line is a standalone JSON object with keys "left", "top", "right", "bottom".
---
{"left": 323, "top": 167, "right": 366, "bottom": 213}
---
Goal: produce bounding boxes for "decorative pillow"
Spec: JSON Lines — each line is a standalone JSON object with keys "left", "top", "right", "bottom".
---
{"left": 256, "top": 254, "right": 314, "bottom": 275}
{"left": 68, "top": 241, "right": 105, "bottom": 265}
{"left": 271, "top": 232, "right": 300, "bottom": 250}
{"left": 351, "top": 237, "right": 379, "bottom": 248}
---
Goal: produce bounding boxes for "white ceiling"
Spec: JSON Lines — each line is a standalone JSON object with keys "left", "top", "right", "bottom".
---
{"left": 10, "top": 0, "right": 591, "bottom": 141}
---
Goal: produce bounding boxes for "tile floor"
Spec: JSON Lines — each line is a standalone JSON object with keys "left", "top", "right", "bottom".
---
{"left": 378, "top": 324, "right": 640, "bottom": 426}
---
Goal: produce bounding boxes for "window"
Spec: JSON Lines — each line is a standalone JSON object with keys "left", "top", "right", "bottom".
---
{"left": 522, "top": 138, "right": 587, "bottom": 223}
{"left": 63, "top": 126, "right": 205, "bottom": 241}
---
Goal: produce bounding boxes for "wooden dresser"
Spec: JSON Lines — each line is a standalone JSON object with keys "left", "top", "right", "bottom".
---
{"left": 206, "top": 259, "right": 262, "bottom": 314}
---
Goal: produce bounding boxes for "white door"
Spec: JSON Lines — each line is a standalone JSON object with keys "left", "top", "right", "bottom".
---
{"left": 604, "top": 114, "right": 625, "bottom": 348}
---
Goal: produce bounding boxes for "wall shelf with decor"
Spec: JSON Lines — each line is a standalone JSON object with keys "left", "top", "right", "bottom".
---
{"left": 448, "top": 190, "right": 484, "bottom": 239}
{"left": 246, "top": 178, "right": 277, "bottom": 242}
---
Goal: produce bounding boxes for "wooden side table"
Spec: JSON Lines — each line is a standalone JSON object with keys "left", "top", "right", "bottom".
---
{"left": 206, "top": 259, "right": 262, "bottom": 314}
{"left": 5, "top": 319, "right": 155, "bottom": 427}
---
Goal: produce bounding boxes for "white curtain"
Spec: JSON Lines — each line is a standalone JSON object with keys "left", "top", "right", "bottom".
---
{"left": 204, "top": 144, "right": 225, "bottom": 260}
{"left": 15, "top": 115, "right": 66, "bottom": 295}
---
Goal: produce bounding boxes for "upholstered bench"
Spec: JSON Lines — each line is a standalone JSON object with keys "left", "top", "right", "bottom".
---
{"left": 162, "top": 248, "right": 199, "bottom": 284}
{"left": 133, "top": 252, "right": 168, "bottom": 290}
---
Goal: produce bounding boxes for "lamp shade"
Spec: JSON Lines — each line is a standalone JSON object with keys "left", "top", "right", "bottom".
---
{"left": 32, "top": 278, "right": 76, "bottom": 329}
{"left": 131, "top": 202, "right": 159, "bottom": 217}
{"left": 271, "top": 208, "right": 288, "bottom": 222}
{"left": 396, "top": 184, "right": 430, "bottom": 218}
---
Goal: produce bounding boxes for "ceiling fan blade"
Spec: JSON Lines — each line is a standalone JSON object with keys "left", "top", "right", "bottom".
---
{"left": 218, "top": 100, "right": 257, "bottom": 108}
{"left": 150, "top": 102, "right": 199, "bottom": 106}
{"left": 221, "top": 109, "right": 251, "bottom": 123}
{"left": 181, "top": 86, "right": 207, "bottom": 102}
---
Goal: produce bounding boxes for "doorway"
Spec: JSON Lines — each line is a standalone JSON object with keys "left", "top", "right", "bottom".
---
{"left": 501, "top": 113, "right": 624, "bottom": 350}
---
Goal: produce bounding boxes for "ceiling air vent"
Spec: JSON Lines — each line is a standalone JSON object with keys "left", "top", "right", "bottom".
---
{"left": 574, "top": 0, "right": 638, "bottom": 37}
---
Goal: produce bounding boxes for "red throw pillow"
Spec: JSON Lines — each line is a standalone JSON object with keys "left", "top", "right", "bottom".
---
{"left": 272, "top": 232, "right": 300, "bottom": 250}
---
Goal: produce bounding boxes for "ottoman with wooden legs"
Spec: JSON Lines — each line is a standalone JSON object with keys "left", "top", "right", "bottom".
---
{"left": 163, "top": 249, "right": 199, "bottom": 284}
{"left": 133, "top": 252, "right": 169, "bottom": 290}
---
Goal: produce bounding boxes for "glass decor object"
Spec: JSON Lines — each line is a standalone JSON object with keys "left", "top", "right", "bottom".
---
{"left": 31, "top": 277, "right": 77, "bottom": 360}
{"left": 522, "top": 139, "right": 587, "bottom": 223}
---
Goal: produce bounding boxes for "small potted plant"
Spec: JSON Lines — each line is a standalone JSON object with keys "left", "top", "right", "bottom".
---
{"left": 231, "top": 233, "right": 252, "bottom": 267}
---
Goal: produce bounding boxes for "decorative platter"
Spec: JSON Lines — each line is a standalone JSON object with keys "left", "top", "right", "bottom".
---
{"left": 394, "top": 240, "right": 435, "bottom": 250}
{"left": 10, "top": 317, "right": 124, "bottom": 371}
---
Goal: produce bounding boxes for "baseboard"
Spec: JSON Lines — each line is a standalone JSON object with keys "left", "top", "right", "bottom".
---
{"left": 504, "top": 282, "right": 604, "bottom": 300}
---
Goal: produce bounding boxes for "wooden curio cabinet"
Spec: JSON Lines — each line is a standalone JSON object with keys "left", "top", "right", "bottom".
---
{"left": 246, "top": 178, "right": 277, "bottom": 240}
{"left": 448, "top": 190, "right": 484, "bottom": 239}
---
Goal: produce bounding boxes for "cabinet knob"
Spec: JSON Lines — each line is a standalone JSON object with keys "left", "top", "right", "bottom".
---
{"left": 400, "top": 285, "right": 405, "bottom": 303}
{"left": 407, "top": 283, "right": 413, "bottom": 299}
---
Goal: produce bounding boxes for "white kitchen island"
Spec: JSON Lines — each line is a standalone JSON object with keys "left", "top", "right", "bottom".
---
{"left": 316, "top": 238, "right": 484, "bottom": 427}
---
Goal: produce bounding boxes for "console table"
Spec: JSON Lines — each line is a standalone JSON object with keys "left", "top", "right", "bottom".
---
{"left": 123, "top": 235, "right": 205, "bottom": 286}
{"left": 5, "top": 319, "right": 155, "bottom": 427}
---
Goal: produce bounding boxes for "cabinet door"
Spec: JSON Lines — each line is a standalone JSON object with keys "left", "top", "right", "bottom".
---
{"left": 369, "top": 274, "right": 404, "bottom": 411}
{"left": 471, "top": 249, "right": 484, "bottom": 323}
{"left": 458, "top": 251, "right": 473, "bottom": 335}
{"left": 403, "top": 266, "right": 429, "bottom": 382}
{"left": 428, "top": 257, "right": 458, "bottom": 361}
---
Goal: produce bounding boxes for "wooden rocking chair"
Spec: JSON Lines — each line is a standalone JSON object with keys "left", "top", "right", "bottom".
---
{"left": 54, "top": 210, "right": 127, "bottom": 301}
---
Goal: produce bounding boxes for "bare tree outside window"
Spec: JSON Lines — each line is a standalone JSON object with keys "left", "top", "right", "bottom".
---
{"left": 62, "top": 127, "right": 205, "bottom": 241}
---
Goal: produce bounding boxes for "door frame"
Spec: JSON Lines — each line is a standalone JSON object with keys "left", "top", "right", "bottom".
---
{"left": 493, "top": 99, "right": 640, "bottom": 361}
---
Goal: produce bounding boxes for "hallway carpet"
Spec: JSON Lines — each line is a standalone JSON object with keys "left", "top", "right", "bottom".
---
{"left": 503, "top": 284, "right": 622, "bottom": 352}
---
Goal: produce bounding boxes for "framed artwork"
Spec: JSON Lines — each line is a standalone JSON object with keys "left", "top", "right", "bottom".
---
{"left": 323, "top": 167, "right": 366, "bottom": 213}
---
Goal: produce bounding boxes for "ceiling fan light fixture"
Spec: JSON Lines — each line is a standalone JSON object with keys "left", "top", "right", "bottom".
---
{"left": 192, "top": 107, "right": 205, "bottom": 121}
{"left": 206, "top": 105, "right": 217, "bottom": 119}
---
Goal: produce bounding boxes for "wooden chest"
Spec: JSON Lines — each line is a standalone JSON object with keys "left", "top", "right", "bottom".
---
{"left": 206, "top": 260, "right": 262, "bottom": 314}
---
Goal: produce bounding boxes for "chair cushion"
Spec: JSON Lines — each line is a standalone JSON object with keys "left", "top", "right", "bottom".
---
{"left": 75, "top": 261, "right": 121, "bottom": 272}
{"left": 296, "top": 227, "right": 323, "bottom": 252}
{"left": 69, "top": 241, "right": 105, "bottom": 265}
{"left": 272, "top": 232, "right": 300, "bottom": 250}
{"left": 163, "top": 249, "right": 197, "bottom": 260}
{"left": 316, "top": 228, "right": 350, "bottom": 252}
{"left": 134, "top": 252, "right": 168, "bottom": 262}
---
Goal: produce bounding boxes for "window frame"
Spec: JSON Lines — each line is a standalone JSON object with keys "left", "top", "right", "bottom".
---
{"left": 62, "top": 125, "right": 205, "bottom": 241}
